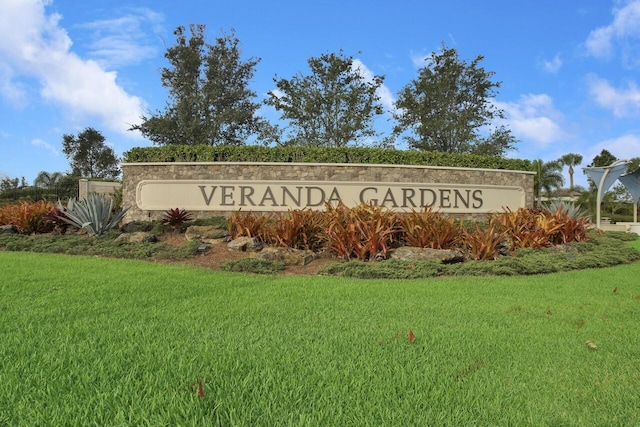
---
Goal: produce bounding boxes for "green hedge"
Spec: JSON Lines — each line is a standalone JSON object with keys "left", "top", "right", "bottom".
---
{"left": 123, "top": 145, "right": 532, "bottom": 171}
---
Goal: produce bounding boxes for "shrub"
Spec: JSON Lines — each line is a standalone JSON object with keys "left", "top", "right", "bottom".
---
{"left": 0, "top": 201, "right": 54, "bottom": 234}
{"left": 220, "top": 258, "right": 285, "bottom": 274}
{"left": 319, "top": 259, "right": 444, "bottom": 279}
{"left": 44, "top": 207, "right": 70, "bottom": 234}
{"left": 269, "top": 208, "right": 327, "bottom": 251}
{"left": 56, "top": 195, "right": 129, "bottom": 236}
{"left": 322, "top": 203, "right": 401, "bottom": 261}
{"left": 460, "top": 217, "right": 507, "bottom": 261}
{"left": 398, "top": 207, "right": 462, "bottom": 249}
{"left": 227, "top": 210, "right": 273, "bottom": 241}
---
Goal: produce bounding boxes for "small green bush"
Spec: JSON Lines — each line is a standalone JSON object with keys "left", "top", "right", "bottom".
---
{"left": 220, "top": 258, "right": 285, "bottom": 274}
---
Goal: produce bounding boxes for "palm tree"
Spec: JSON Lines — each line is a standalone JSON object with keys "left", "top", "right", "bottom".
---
{"left": 532, "top": 159, "right": 565, "bottom": 206}
{"left": 558, "top": 153, "right": 583, "bottom": 190}
{"left": 34, "top": 171, "right": 63, "bottom": 188}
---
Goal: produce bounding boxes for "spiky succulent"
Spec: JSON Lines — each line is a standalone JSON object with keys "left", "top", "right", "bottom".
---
{"left": 56, "top": 194, "right": 128, "bottom": 236}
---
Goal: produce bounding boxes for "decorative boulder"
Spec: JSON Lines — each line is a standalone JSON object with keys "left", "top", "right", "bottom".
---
{"left": 115, "top": 232, "right": 158, "bottom": 243}
{"left": 0, "top": 224, "right": 17, "bottom": 234}
{"left": 255, "top": 247, "right": 315, "bottom": 266}
{"left": 391, "top": 247, "right": 464, "bottom": 264}
{"left": 185, "top": 225, "right": 229, "bottom": 244}
{"left": 227, "top": 236, "right": 263, "bottom": 252}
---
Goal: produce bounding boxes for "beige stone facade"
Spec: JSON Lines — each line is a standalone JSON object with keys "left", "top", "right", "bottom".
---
{"left": 122, "top": 162, "right": 535, "bottom": 222}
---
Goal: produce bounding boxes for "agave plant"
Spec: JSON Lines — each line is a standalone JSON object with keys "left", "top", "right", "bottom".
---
{"left": 542, "top": 200, "right": 589, "bottom": 219}
{"left": 56, "top": 194, "right": 129, "bottom": 236}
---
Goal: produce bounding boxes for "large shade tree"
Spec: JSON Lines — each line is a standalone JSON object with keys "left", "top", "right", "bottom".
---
{"left": 265, "top": 50, "right": 385, "bottom": 147}
{"left": 62, "top": 128, "right": 120, "bottom": 179}
{"left": 131, "top": 25, "right": 267, "bottom": 146}
{"left": 393, "top": 43, "right": 517, "bottom": 157}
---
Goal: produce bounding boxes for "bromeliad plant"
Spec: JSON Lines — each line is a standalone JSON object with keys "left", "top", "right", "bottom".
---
{"left": 460, "top": 217, "right": 507, "bottom": 261}
{"left": 56, "top": 194, "right": 129, "bottom": 236}
{"left": 269, "top": 208, "right": 327, "bottom": 251}
{"left": 323, "top": 203, "right": 401, "bottom": 261}
{"left": 227, "top": 210, "right": 274, "bottom": 242}
{"left": 162, "top": 208, "right": 193, "bottom": 232}
{"left": 398, "top": 207, "right": 462, "bottom": 249}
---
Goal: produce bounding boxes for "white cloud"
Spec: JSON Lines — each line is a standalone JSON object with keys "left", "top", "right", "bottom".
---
{"left": 77, "top": 8, "right": 163, "bottom": 69}
{"left": 585, "top": 0, "right": 640, "bottom": 65}
{"left": 588, "top": 133, "right": 640, "bottom": 162}
{"left": 495, "top": 94, "right": 566, "bottom": 146}
{"left": 542, "top": 53, "right": 562, "bottom": 73}
{"left": 587, "top": 74, "right": 640, "bottom": 117}
{"left": 351, "top": 59, "right": 396, "bottom": 114}
{"left": 31, "top": 138, "right": 59, "bottom": 156}
{"left": 0, "top": 0, "right": 146, "bottom": 135}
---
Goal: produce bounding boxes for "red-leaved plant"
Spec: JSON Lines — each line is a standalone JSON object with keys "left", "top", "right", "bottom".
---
{"left": 162, "top": 208, "right": 193, "bottom": 232}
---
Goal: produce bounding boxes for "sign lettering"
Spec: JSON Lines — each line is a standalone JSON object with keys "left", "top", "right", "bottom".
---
{"left": 137, "top": 180, "right": 523, "bottom": 213}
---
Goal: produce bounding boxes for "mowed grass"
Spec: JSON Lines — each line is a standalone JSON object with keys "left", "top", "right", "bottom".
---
{"left": 2, "top": 248, "right": 640, "bottom": 426}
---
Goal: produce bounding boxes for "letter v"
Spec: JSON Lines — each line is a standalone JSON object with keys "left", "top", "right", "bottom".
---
{"left": 199, "top": 185, "right": 217, "bottom": 205}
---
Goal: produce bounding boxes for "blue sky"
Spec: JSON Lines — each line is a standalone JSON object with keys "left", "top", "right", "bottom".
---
{"left": 1, "top": 0, "right": 639, "bottom": 189}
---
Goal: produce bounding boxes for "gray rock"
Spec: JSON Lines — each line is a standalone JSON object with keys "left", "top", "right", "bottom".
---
{"left": 185, "top": 225, "right": 229, "bottom": 244}
{"left": 255, "top": 247, "right": 316, "bottom": 266}
{"left": 0, "top": 224, "right": 17, "bottom": 234}
{"left": 115, "top": 232, "right": 158, "bottom": 243}
{"left": 227, "top": 236, "right": 263, "bottom": 252}
{"left": 120, "top": 221, "right": 153, "bottom": 233}
{"left": 391, "top": 246, "right": 464, "bottom": 264}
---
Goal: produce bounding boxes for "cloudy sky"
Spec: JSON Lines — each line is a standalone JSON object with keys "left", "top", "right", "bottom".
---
{"left": 1, "top": 0, "right": 639, "bottom": 188}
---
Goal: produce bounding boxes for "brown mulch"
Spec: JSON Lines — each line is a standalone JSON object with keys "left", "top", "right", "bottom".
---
{"left": 157, "top": 233, "right": 342, "bottom": 275}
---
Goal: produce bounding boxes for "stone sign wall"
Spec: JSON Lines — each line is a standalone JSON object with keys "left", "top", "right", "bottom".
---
{"left": 122, "top": 162, "right": 535, "bottom": 222}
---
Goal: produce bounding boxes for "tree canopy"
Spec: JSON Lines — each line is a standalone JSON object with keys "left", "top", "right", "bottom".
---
{"left": 393, "top": 43, "right": 516, "bottom": 157}
{"left": 130, "top": 25, "right": 267, "bottom": 146}
{"left": 62, "top": 127, "right": 120, "bottom": 179}
{"left": 531, "top": 159, "right": 564, "bottom": 206}
{"left": 558, "top": 153, "right": 583, "bottom": 190}
{"left": 265, "top": 50, "right": 385, "bottom": 147}
{"left": 34, "top": 171, "right": 63, "bottom": 188}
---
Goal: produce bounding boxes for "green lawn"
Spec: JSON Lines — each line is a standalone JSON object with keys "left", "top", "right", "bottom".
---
{"left": 2, "top": 250, "right": 640, "bottom": 426}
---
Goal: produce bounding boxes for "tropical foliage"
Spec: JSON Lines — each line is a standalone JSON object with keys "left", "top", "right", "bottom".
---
{"left": 55, "top": 195, "right": 128, "bottom": 236}
{"left": 531, "top": 159, "right": 564, "bottom": 206}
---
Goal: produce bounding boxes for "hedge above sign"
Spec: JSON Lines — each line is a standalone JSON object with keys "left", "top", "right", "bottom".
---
{"left": 136, "top": 179, "right": 525, "bottom": 213}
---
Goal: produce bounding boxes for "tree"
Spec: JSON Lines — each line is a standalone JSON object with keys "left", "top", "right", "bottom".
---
{"left": 625, "top": 157, "right": 640, "bottom": 174}
{"left": 531, "top": 159, "right": 564, "bottom": 206}
{"left": 393, "top": 43, "right": 516, "bottom": 156}
{"left": 62, "top": 128, "right": 120, "bottom": 179}
{"left": 558, "top": 153, "right": 583, "bottom": 190}
{"left": 131, "top": 25, "right": 267, "bottom": 146}
{"left": 588, "top": 149, "right": 617, "bottom": 168}
{"left": 265, "top": 50, "right": 385, "bottom": 147}
{"left": 0, "top": 176, "right": 22, "bottom": 192}
{"left": 34, "top": 171, "right": 63, "bottom": 188}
